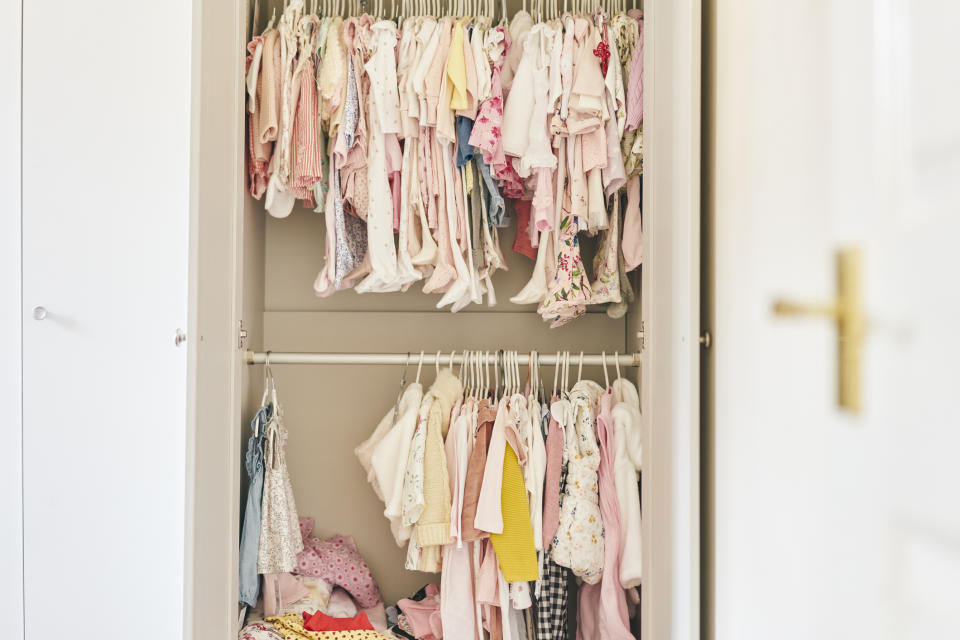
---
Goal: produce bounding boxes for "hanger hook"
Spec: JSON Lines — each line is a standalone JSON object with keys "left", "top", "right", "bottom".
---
{"left": 416, "top": 350, "right": 425, "bottom": 383}
{"left": 400, "top": 351, "right": 410, "bottom": 388}
{"left": 436, "top": 350, "right": 442, "bottom": 375}
{"left": 602, "top": 351, "right": 610, "bottom": 388}
{"left": 553, "top": 351, "right": 561, "bottom": 395}
{"left": 578, "top": 350, "right": 584, "bottom": 382}
{"left": 615, "top": 350, "right": 622, "bottom": 381}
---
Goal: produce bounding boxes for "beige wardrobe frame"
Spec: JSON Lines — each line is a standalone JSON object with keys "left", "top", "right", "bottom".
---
{"left": 184, "top": 0, "right": 701, "bottom": 638}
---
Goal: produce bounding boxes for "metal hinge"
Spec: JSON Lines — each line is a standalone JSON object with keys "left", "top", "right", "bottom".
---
{"left": 238, "top": 320, "right": 248, "bottom": 350}
{"left": 636, "top": 321, "right": 646, "bottom": 352}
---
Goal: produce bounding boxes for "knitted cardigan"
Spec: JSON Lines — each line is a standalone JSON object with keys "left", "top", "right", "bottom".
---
{"left": 417, "top": 369, "right": 463, "bottom": 550}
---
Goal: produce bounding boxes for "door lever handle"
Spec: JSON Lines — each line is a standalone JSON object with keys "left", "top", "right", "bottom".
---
{"left": 773, "top": 248, "right": 865, "bottom": 413}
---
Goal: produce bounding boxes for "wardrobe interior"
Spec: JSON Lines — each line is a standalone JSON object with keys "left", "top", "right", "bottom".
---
{"left": 236, "top": 0, "right": 647, "bottom": 635}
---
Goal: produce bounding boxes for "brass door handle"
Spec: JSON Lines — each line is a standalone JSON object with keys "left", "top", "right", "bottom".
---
{"left": 773, "top": 248, "right": 865, "bottom": 413}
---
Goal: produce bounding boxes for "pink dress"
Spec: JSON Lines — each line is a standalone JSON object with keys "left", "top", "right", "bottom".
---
{"left": 622, "top": 175, "right": 642, "bottom": 271}
{"left": 576, "top": 392, "right": 633, "bottom": 640}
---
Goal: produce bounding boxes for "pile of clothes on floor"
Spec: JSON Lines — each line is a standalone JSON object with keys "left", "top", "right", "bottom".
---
{"left": 239, "top": 514, "right": 448, "bottom": 640}
{"left": 240, "top": 517, "right": 399, "bottom": 639}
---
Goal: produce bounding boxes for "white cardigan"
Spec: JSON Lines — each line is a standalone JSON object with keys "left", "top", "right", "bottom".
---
{"left": 371, "top": 382, "right": 425, "bottom": 545}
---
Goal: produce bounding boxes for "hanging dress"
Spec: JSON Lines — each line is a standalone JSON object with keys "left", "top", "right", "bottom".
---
{"left": 551, "top": 379, "right": 604, "bottom": 583}
{"left": 239, "top": 404, "right": 272, "bottom": 607}
{"left": 258, "top": 390, "right": 304, "bottom": 575}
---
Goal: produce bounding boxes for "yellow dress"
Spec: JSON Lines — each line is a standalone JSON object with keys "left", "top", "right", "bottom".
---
{"left": 490, "top": 444, "right": 539, "bottom": 581}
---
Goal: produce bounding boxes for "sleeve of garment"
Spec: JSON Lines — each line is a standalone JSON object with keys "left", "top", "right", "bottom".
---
{"left": 366, "top": 21, "right": 403, "bottom": 136}
{"left": 446, "top": 22, "right": 470, "bottom": 111}
{"left": 474, "top": 398, "right": 509, "bottom": 534}
{"left": 625, "top": 14, "right": 644, "bottom": 131}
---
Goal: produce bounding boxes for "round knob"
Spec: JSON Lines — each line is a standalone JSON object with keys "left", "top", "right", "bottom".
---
{"left": 32, "top": 306, "right": 47, "bottom": 320}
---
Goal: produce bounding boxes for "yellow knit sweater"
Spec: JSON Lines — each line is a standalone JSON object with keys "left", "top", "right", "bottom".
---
{"left": 490, "top": 443, "right": 539, "bottom": 581}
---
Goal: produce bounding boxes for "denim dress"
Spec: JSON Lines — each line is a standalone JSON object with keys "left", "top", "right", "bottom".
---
{"left": 238, "top": 404, "right": 273, "bottom": 607}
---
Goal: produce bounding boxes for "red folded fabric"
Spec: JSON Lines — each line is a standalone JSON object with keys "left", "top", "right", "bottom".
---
{"left": 301, "top": 610, "right": 375, "bottom": 632}
{"left": 511, "top": 199, "right": 538, "bottom": 260}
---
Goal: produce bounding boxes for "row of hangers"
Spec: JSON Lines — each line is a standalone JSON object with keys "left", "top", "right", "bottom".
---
{"left": 392, "top": 349, "right": 624, "bottom": 410}
{"left": 257, "top": 0, "right": 637, "bottom": 32}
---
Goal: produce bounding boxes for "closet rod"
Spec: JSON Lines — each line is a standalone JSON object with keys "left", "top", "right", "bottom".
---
{"left": 245, "top": 351, "right": 642, "bottom": 366}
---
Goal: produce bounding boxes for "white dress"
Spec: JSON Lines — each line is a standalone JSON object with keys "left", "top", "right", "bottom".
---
{"left": 612, "top": 377, "right": 643, "bottom": 587}
{"left": 356, "top": 20, "right": 404, "bottom": 293}
{"left": 372, "top": 382, "right": 424, "bottom": 545}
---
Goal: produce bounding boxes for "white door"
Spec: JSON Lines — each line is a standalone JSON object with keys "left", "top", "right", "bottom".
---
{"left": 20, "top": 1, "right": 193, "bottom": 637}
{"left": 710, "top": 1, "right": 960, "bottom": 638}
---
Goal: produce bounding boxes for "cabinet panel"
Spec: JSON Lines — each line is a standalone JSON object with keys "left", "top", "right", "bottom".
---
{"left": 20, "top": 0, "right": 193, "bottom": 636}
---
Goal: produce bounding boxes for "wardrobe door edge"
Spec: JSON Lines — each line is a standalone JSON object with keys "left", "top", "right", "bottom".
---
{"left": 641, "top": 1, "right": 703, "bottom": 639}
{"left": 184, "top": 0, "right": 248, "bottom": 637}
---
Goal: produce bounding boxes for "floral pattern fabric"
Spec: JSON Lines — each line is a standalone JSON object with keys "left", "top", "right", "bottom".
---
{"left": 539, "top": 187, "right": 592, "bottom": 328}
{"left": 258, "top": 402, "right": 305, "bottom": 574}
{"left": 551, "top": 380, "right": 605, "bottom": 584}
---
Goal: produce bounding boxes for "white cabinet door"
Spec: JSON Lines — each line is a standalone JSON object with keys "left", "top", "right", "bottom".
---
{"left": 0, "top": 0, "right": 23, "bottom": 635}
{"left": 20, "top": 1, "right": 193, "bottom": 637}
{"left": 711, "top": 1, "right": 960, "bottom": 638}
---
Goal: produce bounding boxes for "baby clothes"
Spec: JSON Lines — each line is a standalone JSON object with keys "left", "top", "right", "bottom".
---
{"left": 259, "top": 402, "right": 304, "bottom": 575}
{"left": 551, "top": 380, "right": 604, "bottom": 584}
{"left": 613, "top": 377, "right": 643, "bottom": 587}
{"left": 372, "top": 383, "right": 425, "bottom": 545}
{"left": 240, "top": 405, "right": 271, "bottom": 607}
{"left": 576, "top": 391, "right": 633, "bottom": 640}
{"left": 268, "top": 614, "right": 394, "bottom": 640}
{"left": 294, "top": 518, "right": 382, "bottom": 608}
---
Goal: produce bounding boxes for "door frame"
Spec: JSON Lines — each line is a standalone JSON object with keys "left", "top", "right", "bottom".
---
{"left": 642, "top": 1, "right": 702, "bottom": 638}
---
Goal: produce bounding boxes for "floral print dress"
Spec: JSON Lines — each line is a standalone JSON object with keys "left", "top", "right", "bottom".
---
{"left": 551, "top": 379, "right": 604, "bottom": 584}
{"left": 538, "top": 185, "right": 593, "bottom": 328}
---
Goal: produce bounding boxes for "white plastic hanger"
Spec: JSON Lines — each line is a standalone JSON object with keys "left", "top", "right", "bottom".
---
{"left": 514, "top": 351, "right": 521, "bottom": 395}
{"left": 602, "top": 351, "right": 610, "bottom": 389}
{"left": 392, "top": 352, "right": 411, "bottom": 423}
{"left": 435, "top": 350, "right": 442, "bottom": 376}
{"left": 553, "top": 351, "right": 562, "bottom": 396}
{"left": 577, "top": 350, "right": 584, "bottom": 383}
{"left": 484, "top": 351, "right": 491, "bottom": 399}
{"left": 614, "top": 350, "right": 622, "bottom": 382}
{"left": 416, "top": 350, "right": 425, "bottom": 383}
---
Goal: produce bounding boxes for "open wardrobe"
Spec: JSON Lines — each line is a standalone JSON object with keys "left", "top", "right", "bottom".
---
{"left": 190, "top": 0, "right": 701, "bottom": 636}
{"left": 8, "top": 0, "right": 699, "bottom": 636}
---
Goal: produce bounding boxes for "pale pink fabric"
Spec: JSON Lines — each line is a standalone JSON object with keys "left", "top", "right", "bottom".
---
{"left": 462, "top": 400, "right": 497, "bottom": 542}
{"left": 625, "top": 11, "right": 644, "bottom": 132}
{"left": 474, "top": 398, "right": 510, "bottom": 534}
{"left": 290, "top": 56, "right": 323, "bottom": 205}
{"left": 262, "top": 572, "right": 310, "bottom": 618}
{"left": 576, "top": 392, "right": 633, "bottom": 640}
{"left": 386, "top": 133, "right": 403, "bottom": 232}
{"left": 541, "top": 401, "right": 563, "bottom": 549}
{"left": 441, "top": 544, "right": 478, "bottom": 639}
{"left": 532, "top": 168, "right": 554, "bottom": 236}
{"left": 294, "top": 518, "right": 382, "bottom": 608}
{"left": 622, "top": 175, "right": 643, "bottom": 271}
{"left": 398, "top": 583, "right": 443, "bottom": 639}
